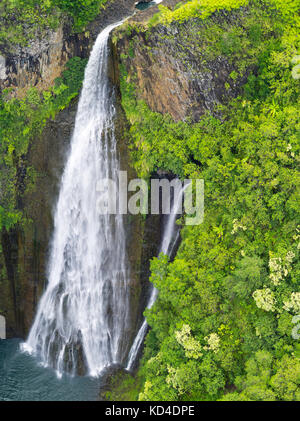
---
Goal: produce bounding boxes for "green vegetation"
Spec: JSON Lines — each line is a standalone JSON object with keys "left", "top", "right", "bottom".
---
{"left": 0, "top": 0, "right": 108, "bottom": 46}
{"left": 0, "top": 0, "right": 60, "bottom": 46}
{"left": 51, "top": 0, "right": 108, "bottom": 31}
{"left": 118, "top": 0, "right": 300, "bottom": 401}
{"left": 0, "top": 0, "right": 299, "bottom": 402}
{"left": 0, "top": 56, "right": 87, "bottom": 229}
{"left": 148, "top": 0, "right": 300, "bottom": 27}
{"left": 149, "top": 0, "right": 249, "bottom": 27}
{"left": 101, "top": 370, "right": 144, "bottom": 401}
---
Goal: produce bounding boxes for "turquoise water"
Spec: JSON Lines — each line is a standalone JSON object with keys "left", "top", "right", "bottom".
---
{"left": 135, "top": 1, "right": 156, "bottom": 11}
{"left": 0, "top": 339, "right": 101, "bottom": 401}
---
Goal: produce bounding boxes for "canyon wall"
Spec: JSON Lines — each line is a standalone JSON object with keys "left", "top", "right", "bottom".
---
{"left": 0, "top": 0, "right": 137, "bottom": 96}
{"left": 0, "top": 0, "right": 151, "bottom": 338}
{"left": 116, "top": 3, "right": 254, "bottom": 122}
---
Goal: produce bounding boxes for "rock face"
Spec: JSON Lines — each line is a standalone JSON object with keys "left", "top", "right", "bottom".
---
{"left": 108, "top": 58, "right": 164, "bottom": 353}
{"left": 117, "top": 6, "right": 253, "bottom": 121}
{"left": 0, "top": 0, "right": 137, "bottom": 96}
{"left": 0, "top": 26, "right": 83, "bottom": 95}
{"left": 0, "top": 99, "right": 77, "bottom": 337}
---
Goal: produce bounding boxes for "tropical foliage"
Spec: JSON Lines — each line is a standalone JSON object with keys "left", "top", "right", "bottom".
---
{"left": 118, "top": 0, "right": 300, "bottom": 401}
{"left": 0, "top": 0, "right": 108, "bottom": 45}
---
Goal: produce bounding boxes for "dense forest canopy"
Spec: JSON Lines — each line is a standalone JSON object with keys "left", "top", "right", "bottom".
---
{"left": 114, "top": 0, "right": 300, "bottom": 401}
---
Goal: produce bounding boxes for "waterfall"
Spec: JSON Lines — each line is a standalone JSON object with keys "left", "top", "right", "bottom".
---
{"left": 126, "top": 183, "right": 188, "bottom": 371}
{"left": 22, "top": 21, "right": 131, "bottom": 377}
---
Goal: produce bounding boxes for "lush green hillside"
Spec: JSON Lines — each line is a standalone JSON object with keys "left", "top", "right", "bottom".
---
{"left": 116, "top": 0, "right": 300, "bottom": 401}
{"left": 0, "top": 0, "right": 108, "bottom": 46}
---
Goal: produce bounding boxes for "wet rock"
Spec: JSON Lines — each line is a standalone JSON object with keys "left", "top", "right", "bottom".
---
{"left": 130, "top": 0, "right": 178, "bottom": 25}
{"left": 117, "top": 6, "right": 253, "bottom": 122}
{"left": 0, "top": 0, "right": 137, "bottom": 96}
{"left": 0, "top": 98, "right": 78, "bottom": 338}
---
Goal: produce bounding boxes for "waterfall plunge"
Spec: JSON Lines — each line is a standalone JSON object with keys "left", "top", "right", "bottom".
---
{"left": 23, "top": 21, "right": 131, "bottom": 377}
{"left": 22, "top": 18, "right": 187, "bottom": 378}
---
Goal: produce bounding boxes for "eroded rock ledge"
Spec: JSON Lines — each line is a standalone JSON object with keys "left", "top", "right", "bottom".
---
{"left": 116, "top": 5, "right": 254, "bottom": 121}
{"left": 0, "top": 0, "right": 137, "bottom": 96}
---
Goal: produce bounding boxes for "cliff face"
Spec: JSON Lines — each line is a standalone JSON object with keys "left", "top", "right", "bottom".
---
{"left": 116, "top": 5, "right": 254, "bottom": 122}
{"left": 0, "top": 100, "right": 77, "bottom": 337}
{"left": 0, "top": 0, "right": 137, "bottom": 96}
{"left": 0, "top": 26, "right": 88, "bottom": 96}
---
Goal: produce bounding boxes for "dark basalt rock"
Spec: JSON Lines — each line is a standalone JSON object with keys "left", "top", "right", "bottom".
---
{"left": 0, "top": 0, "right": 137, "bottom": 95}
{"left": 0, "top": 98, "right": 78, "bottom": 338}
{"left": 117, "top": 5, "right": 254, "bottom": 122}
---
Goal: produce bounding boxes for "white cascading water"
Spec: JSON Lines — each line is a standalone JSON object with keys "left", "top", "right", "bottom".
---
{"left": 23, "top": 21, "right": 131, "bottom": 377}
{"left": 126, "top": 183, "right": 188, "bottom": 371}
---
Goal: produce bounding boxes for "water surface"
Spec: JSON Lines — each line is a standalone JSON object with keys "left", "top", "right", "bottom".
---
{"left": 0, "top": 339, "right": 101, "bottom": 401}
